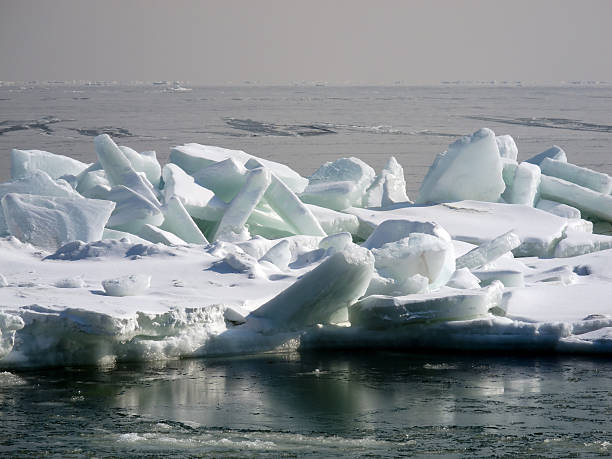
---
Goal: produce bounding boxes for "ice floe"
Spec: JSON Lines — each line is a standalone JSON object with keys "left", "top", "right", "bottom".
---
{"left": 2, "top": 127, "right": 612, "bottom": 368}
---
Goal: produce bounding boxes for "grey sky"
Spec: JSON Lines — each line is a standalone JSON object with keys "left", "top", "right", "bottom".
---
{"left": 1, "top": 0, "right": 611, "bottom": 84}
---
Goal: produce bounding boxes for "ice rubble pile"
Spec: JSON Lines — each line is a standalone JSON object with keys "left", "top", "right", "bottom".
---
{"left": 2, "top": 127, "right": 612, "bottom": 367}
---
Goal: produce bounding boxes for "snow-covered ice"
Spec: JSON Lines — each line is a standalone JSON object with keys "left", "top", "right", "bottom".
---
{"left": 2, "top": 129, "right": 612, "bottom": 368}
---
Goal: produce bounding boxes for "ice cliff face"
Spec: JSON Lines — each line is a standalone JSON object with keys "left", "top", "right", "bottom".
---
{"left": 2, "top": 129, "right": 612, "bottom": 368}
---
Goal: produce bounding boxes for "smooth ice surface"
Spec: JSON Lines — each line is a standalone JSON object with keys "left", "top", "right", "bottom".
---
{"left": 100, "top": 185, "right": 163, "bottom": 234}
{"left": 94, "top": 135, "right": 160, "bottom": 206}
{"left": 495, "top": 135, "right": 518, "bottom": 160}
{"left": 526, "top": 145, "right": 567, "bottom": 166}
{"left": 305, "top": 204, "right": 360, "bottom": 235}
{"left": 250, "top": 246, "right": 374, "bottom": 330}
{"left": 0, "top": 171, "right": 78, "bottom": 235}
{"left": 502, "top": 162, "right": 541, "bottom": 206}
{"left": 192, "top": 158, "right": 248, "bottom": 202}
{"left": 540, "top": 157, "right": 612, "bottom": 194}
{"left": 456, "top": 231, "right": 521, "bottom": 270}
{"left": 416, "top": 128, "right": 505, "bottom": 204}
{"left": 349, "top": 201, "right": 568, "bottom": 257}
{"left": 446, "top": 267, "right": 481, "bottom": 289}
{"left": 118, "top": 146, "right": 162, "bottom": 189}
{"left": 540, "top": 175, "right": 612, "bottom": 222}
{"left": 170, "top": 143, "right": 308, "bottom": 193}
{"left": 159, "top": 197, "right": 208, "bottom": 245}
{"left": 349, "top": 282, "right": 504, "bottom": 328}
{"left": 363, "top": 219, "right": 451, "bottom": 249}
{"left": 138, "top": 224, "right": 186, "bottom": 246}
{"left": 10, "top": 149, "right": 89, "bottom": 180}
{"left": 536, "top": 199, "right": 581, "bottom": 219}
{"left": 1, "top": 193, "right": 115, "bottom": 251}
{"left": 554, "top": 231, "right": 612, "bottom": 258}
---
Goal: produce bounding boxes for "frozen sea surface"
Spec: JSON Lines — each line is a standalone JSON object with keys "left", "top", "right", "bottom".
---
{"left": 2, "top": 84, "right": 612, "bottom": 195}
{"left": 1, "top": 352, "right": 612, "bottom": 458}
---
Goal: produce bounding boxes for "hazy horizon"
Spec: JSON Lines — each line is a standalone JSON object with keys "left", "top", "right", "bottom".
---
{"left": 2, "top": 0, "right": 612, "bottom": 85}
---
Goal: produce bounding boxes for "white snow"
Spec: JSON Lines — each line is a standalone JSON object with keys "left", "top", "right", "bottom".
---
{"left": 2, "top": 128, "right": 612, "bottom": 368}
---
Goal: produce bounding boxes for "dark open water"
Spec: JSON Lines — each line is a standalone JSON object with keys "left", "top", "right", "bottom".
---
{"left": 1, "top": 84, "right": 612, "bottom": 456}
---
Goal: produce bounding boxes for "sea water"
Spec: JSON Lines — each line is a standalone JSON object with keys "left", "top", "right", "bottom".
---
{"left": 1, "top": 84, "right": 612, "bottom": 456}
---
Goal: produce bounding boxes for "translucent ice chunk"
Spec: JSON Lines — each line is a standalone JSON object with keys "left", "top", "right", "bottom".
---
{"left": 540, "top": 158, "right": 612, "bottom": 194}
{"left": 102, "top": 274, "right": 151, "bottom": 297}
{"left": 192, "top": 158, "right": 248, "bottom": 203}
{"left": 496, "top": 135, "right": 518, "bottom": 160}
{"left": 1, "top": 193, "right": 115, "bottom": 251}
{"left": 472, "top": 269, "right": 524, "bottom": 288}
{"left": 162, "top": 164, "right": 226, "bottom": 222}
{"left": 75, "top": 169, "right": 111, "bottom": 198}
{"left": 363, "top": 219, "right": 451, "bottom": 250}
{"left": 170, "top": 143, "right": 308, "bottom": 193}
{"left": 299, "top": 181, "right": 356, "bottom": 211}
{"left": 318, "top": 232, "right": 352, "bottom": 254}
{"left": 250, "top": 246, "right": 374, "bottom": 330}
{"left": 371, "top": 233, "right": 456, "bottom": 291}
{"left": 382, "top": 156, "right": 410, "bottom": 206}
{"left": 540, "top": 175, "right": 612, "bottom": 221}
{"left": 305, "top": 204, "right": 360, "bottom": 236}
{"left": 526, "top": 145, "right": 567, "bottom": 166}
{"left": 99, "top": 185, "right": 163, "bottom": 234}
{"left": 455, "top": 231, "right": 521, "bottom": 270}
{"left": 349, "top": 281, "right": 504, "bottom": 328}
{"left": 502, "top": 162, "right": 541, "bottom": 206}
{"left": 213, "top": 168, "right": 271, "bottom": 242}
{"left": 554, "top": 232, "right": 612, "bottom": 258}
{"left": 159, "top": 196, "right": 208, "bottom": 245}
{"left": 416, "top": 128, "right": 505, "bottom": 204}
{"left": 118, "top": 146, "right": 162, "bottom": 189}
{"left": 246, "top": 158, "right": 325, "bottom": 237}
{"left": 11, "top": 149, "right": 89, "bottom": 180}
{"left": 94, "top": 134, "right": 160, "bottom": 206}
{"left": 0, "top": 171, "right": 78, "bottom": 235}
{"left": 536, "top": 199, "right": 581, "bottom": 219}
{"left": 446, "top": 267, "right": 481, "bottom": 289}
{"left": 138, "top": 224, "right": 187, "bottom": 246}
{"left": 259, "top": 239, "right": 291, "bottom": 270}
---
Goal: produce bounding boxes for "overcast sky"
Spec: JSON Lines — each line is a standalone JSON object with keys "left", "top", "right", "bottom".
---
{"left": 1, "top": 0, "right": 612, "bottom": 84}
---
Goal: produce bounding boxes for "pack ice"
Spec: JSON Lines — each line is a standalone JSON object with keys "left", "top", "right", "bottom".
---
{"left": 2, "top": 128, "right": 612, "bottom": 368}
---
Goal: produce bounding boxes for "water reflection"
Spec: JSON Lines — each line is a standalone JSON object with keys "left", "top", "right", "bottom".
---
{"left": 2, "top": 352, "right": 612, "bottom": 456}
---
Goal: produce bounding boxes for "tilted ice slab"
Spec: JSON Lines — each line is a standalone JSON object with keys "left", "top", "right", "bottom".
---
{"left": 417, "top": 128, "right": 505, "bottom": 204}
{"left": 11, "top": 149, "right": 90, "bottom": 180}
{"left": 348, "top": 200, "right": 573, "bottom": 257}
{"left": 170, "top": 143, "right": 308, "bottom": 193}
{"left": 1, "top": 194, "right": 115, "bottom": 251}
{"left": 540, "top": 158, "right": 612, "bottom": 194}
{"left": 540, "top": 175, "right": 612, "bottom": 222}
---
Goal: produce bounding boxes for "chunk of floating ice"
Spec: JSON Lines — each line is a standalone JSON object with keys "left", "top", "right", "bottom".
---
{"left": 11, "top": 149, "right": 89, "bottom": 180}
{"left": 364, "top": 157, "right": 410, "bottom": 208}
{"left": 118, "top": 146, "right": 162, "bottom": 189}
{"left": 456, "top": 231, "right": 521, "bottom": 270}
{"left": 246, "top": 158, "right": 325, "bottom": 237}
{"left": 446, "top": 267, "right": 481, "bottom": 289}
{"left": 526, "top": 145, "right": 567, "bottom": 166}
{"left": 496, "top": 135, "right": 518, "bottom": 160}
{"left": 101, "top": 274, "right": 151, "bottom": 297}
{"left": 502, "top": 162, "right": 541, "bottom": 206}
{"left": 305, "top": 204, "right": 360, "bottom": 235}
{"left": 161, "top": 164, "right": 226, "bottom": 222}
{"left": 170, "top": 143, "right": 308, "bottom": 193}
{"left": 536, "top": 199, "right": 581, "bottom": 219}
{"left": 540, "top": 158, "right": 612, "bottom": 194}
{"left": 371, "top": 233, "right": 455, "bottom": 291}
{"left": 349, "top": 200, "right": 567, "bottom": 257}
{"left": 94, "top": 134, "right": 160, "bottom": 206}
{"left": 301, "top": 157, "right": 375, "bottom": 209}
{"left": 159, "top": 197, "right": 208, "bottom": 245}
{"left": 213, "top": 168, "right": 271, "bottom": 242}
{"left": 363, "top": 219, "right": 451, "bottom": 250}
{"left": 554, "top": 232, "right": 612, "bottom": 258}
{"left": 349, "top": 281, "right": 504, "bottom": 329}
{"left": 416, "top": 128, "right": 505, "bottom": 204}
{"left": 250, "top": 246, "right": 374, "bottom": 330}
{"left": 1, "top": 193, "right": 115, "bottom": 251}
{"left": 0, "top": 171, "right": 78, "bottom": 235}
{"left": 540, "top": 175, "right": 612, "bottom": 222}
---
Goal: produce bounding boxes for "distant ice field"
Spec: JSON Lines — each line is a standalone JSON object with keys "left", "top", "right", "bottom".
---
{"left": 1, "top": 84, "right": 612, "bottom": 196}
